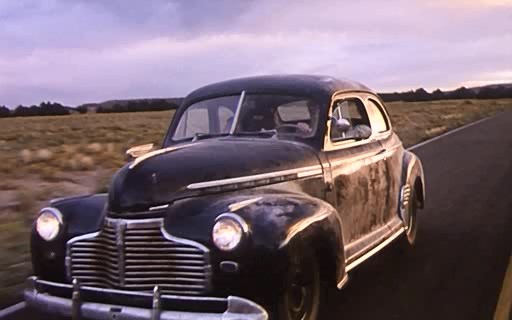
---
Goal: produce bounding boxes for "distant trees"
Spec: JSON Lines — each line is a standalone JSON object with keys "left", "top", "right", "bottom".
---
{"left": 0, "top": 99, "right": 180, "bottom": 118}
{"left": 0, "top": 106, "right": 10, "bottom": 118}
{"left": 96, "top": 99, "right": 179, "bottom": 114}
{"left": 1, "top": 86, "right": 510, "bottom": 118}
{"left": 379, "top": 85, "right": 512, "bottom": 102}
{"left": 1, "top": 102, "right": 70, "bottom": 118}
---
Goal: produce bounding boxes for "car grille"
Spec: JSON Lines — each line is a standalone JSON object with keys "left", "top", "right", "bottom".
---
{"left": 66, "top": 218, "right": 211, "bottom": 296}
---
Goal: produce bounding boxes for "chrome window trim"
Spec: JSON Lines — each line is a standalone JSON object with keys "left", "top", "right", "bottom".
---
{"left": 186, "top": 165, "right": 323, "bottom": 190}
{"left": 323, "top": 91, "right": 397, "bottom": 152}
{"left": 323, "top": 92, "right": 375, "bottom": 152}
{"left": 365, "top": 94, "right": 393, "bottom": 133}
{"left": 229, "top": 90, "right": 246, "bottom": 135}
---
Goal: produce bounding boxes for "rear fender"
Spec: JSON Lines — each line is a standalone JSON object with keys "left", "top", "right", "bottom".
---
{"left": 401, "top": 151, "right": 425, "bottom": 209}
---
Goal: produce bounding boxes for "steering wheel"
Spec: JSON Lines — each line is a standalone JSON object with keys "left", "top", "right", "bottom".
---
{"left": 275, "top": 123, "right": 310, "bottom": 135}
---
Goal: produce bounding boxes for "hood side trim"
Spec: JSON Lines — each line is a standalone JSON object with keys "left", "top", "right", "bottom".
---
{"left": 187, "top": 165, "right": 323, "bottom": 190}
{"left": 129, "top": 142, "right": 202, "bottom": 169}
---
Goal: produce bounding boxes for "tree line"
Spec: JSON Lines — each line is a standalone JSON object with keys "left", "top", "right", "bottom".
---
{"left": 0, "top": 99, "right": 180, "bottom": 118}
{"left": 2, "top": 85, "right": 511, "bottom": 118}
{"left": 379, "top": 85, "right": 512, "bottom": 102}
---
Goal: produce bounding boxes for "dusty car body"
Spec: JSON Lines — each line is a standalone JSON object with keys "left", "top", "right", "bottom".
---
{"left": 26, "top": 75, "right": 425, "bottom": 320}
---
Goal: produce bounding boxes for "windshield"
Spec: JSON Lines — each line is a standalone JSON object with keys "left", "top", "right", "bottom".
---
{"left": 171, "top": 93, "right": 321, "bottom": 142}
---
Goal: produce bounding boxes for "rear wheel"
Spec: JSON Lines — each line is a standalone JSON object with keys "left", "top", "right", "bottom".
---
{"left": 401, "top": 188, "right": 419, "bottom": 246}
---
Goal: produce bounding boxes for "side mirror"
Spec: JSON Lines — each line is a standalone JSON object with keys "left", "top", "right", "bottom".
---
{"left": 331, "top": 117, "right": 351, "bottom": 133}
{"left": 125, "top": 143, "right": 154, "bottom": 160}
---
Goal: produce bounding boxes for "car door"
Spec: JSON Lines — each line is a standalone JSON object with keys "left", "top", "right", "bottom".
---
{"left": 364, "top": 96, "right": 404, "bottom": 230}
{"left": 323, "top": 93, "right": 388, "bottom": 259}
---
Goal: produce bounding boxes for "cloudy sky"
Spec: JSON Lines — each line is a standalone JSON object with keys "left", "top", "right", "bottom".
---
{"left": 1, "top": 0, "right": 511, "bottom": 107}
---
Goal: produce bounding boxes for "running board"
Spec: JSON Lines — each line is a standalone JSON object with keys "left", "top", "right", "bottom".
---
{"left": 345, "top": 227, "right": 405, "bottom": 273}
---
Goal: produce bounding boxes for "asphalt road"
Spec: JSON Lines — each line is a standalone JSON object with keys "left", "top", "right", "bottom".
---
{"left": 326, "top": 112, "right": 512, "bottom": 319}
{"left": 3, "top": 112, "right": 512, "bottom": 320}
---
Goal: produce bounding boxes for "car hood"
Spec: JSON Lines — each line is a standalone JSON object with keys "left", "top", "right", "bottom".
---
{"left": 108, "top": 138, "right": 321, "bottom": 212}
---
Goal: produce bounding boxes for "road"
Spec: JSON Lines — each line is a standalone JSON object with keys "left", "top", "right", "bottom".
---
{"left": 3, "top": 112, "right": 512, "bottom": 320}
{"left": 327, "top": 112, "right": 512, "bottom": 319}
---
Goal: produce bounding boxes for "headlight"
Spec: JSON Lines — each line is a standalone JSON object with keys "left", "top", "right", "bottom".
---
{"left": 36, "top": 208, "right": 62, "bottom": 241}
{"left": 212, "top": 214, "right": 247, "bottom": 251}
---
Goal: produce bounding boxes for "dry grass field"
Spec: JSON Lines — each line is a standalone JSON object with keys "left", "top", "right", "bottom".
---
{"left": 0, "top": 98, "right": 511, "bottom": 306}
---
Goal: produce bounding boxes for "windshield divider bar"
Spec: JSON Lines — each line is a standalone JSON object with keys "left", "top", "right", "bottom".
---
{"left": 230, "top": 91, "right": 246, "bottom": 135}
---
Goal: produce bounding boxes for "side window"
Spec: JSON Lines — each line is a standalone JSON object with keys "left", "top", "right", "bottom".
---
{"left": 330, "top": 98, "right": 371, "bottom": 141}
{"left": 218, "top": 106, "right": 235, "bottom": 133}
{"left": 366, "top": 99, "right": 390, "bottom": 133}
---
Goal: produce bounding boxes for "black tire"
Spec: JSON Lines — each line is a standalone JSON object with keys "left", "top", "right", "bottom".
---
{"left": 271, "top": 245, "right": 325, "bottom": 320}
{"left": 401, "top": 188, "right": 419, "bottom": 247}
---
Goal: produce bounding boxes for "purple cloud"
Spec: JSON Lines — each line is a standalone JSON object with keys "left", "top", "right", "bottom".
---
{"left": 0, "top": 0, "right": 511, "bottom": 107}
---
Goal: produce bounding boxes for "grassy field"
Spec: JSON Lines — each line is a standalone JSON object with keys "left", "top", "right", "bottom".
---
{"left": 0, "top": 98, "right": 511, "bottom": 306}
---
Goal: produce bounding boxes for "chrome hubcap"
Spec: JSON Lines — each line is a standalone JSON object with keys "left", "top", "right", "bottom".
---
{"left": 285, "top": 268, "right": 312, "bottom": 320}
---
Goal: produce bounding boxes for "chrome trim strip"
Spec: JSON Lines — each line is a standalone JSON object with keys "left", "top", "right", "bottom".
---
{"left": 228, "top": 197, "right": 262, "bottom": 212}
{"left": 337, "top": 274, "right": 349, "bottom": 290}
{"left": 67, "top": 231, "right": 101, "bottom": 282}
{"left": 230, "top": 90, "right": 246, "bottom": 135}
{"left": 129, "top": 143, "right": 202, "bottom": 169}
{"left": 345, "top": 227, "right": 404, "bottom": 272}
{"left": 149, "top": 204, "right": 169, "bottom": 211}
{"left": 104, "top": 217, "right": 162, "bottom": 229}
{"left": 160, "top": 225, "right": 209, "bottom": 254}
{"left": 297, "top": 168, "right": 323, "bottom": 178}
{"left": 187, "top": 165, "right": 323, "bottom": 190}
{"left": 116, "top": 221, "right": 126, "bottom": 286}
{"left": 344, "top": 224, "right": 391, "bottom": 254}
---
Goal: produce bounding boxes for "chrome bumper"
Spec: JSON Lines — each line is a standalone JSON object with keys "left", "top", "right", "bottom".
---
{"left": 24, "top": 277, "right": 268, "bottom": 320}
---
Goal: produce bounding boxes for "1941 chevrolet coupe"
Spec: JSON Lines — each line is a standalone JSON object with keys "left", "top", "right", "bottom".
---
{"left": 26, "top": 75, "right": 425, "bottom": 320}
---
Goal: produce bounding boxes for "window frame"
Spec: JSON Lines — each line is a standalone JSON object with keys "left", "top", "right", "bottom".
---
{"left": 323, "top": 92, "right": 395, "bottom": 151}
{"left": 364, "top": 96, "right": 391, "bottom": 136}
{"left": 323, "top": 93, "right": 374, "bottom": 151}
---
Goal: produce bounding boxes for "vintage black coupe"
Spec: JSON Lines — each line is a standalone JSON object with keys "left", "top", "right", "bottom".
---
{"left": 26, "top": 75, "right": 425, "bottom": 320}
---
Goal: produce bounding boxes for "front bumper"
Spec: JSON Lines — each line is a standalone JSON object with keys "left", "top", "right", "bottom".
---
{"left": 24, "top": 277, "right": 268, "bottom": 320}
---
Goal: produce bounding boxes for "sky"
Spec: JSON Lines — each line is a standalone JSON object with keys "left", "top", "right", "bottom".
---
{"left": 0, "top": 0, "right": 511, "bottom": 107}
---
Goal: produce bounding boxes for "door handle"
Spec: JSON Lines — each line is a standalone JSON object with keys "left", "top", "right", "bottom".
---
{"left": 377, "top": 148, "right": 387, "bottom": 155}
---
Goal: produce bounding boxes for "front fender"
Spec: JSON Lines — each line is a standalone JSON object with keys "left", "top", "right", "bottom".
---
{"left": 163, "top": 189, "right": 346, "bottom": 289}
{"left": 31, "top": 194, "right": 107, "bottom": 282}
{"left": 401, "top": 150, "right": 425, "bottom": 209}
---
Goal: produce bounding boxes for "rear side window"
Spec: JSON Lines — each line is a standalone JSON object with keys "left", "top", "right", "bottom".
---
{"left": 367, "top": 99, "right": 390, "bottom": 133}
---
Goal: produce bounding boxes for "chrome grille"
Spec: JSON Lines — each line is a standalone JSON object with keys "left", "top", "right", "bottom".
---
{"left": 66, "top": 218, "right": 211, "bottom": 295}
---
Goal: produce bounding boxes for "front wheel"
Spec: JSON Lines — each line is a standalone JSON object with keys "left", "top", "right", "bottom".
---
{"left": 272, "top": 246, "right": 324, "bottom": 320}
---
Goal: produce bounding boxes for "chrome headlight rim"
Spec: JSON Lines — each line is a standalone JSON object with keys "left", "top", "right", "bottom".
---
{"left": 212, "top": 213, "right": 248, "bottom": 251}
{"left": 36, "top": 207, "right": 63, "bottom": 241}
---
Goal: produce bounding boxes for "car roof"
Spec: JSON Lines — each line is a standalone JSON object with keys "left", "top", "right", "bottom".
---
{"left": 182, "top": 74, "right": 375, "bottom": 105}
